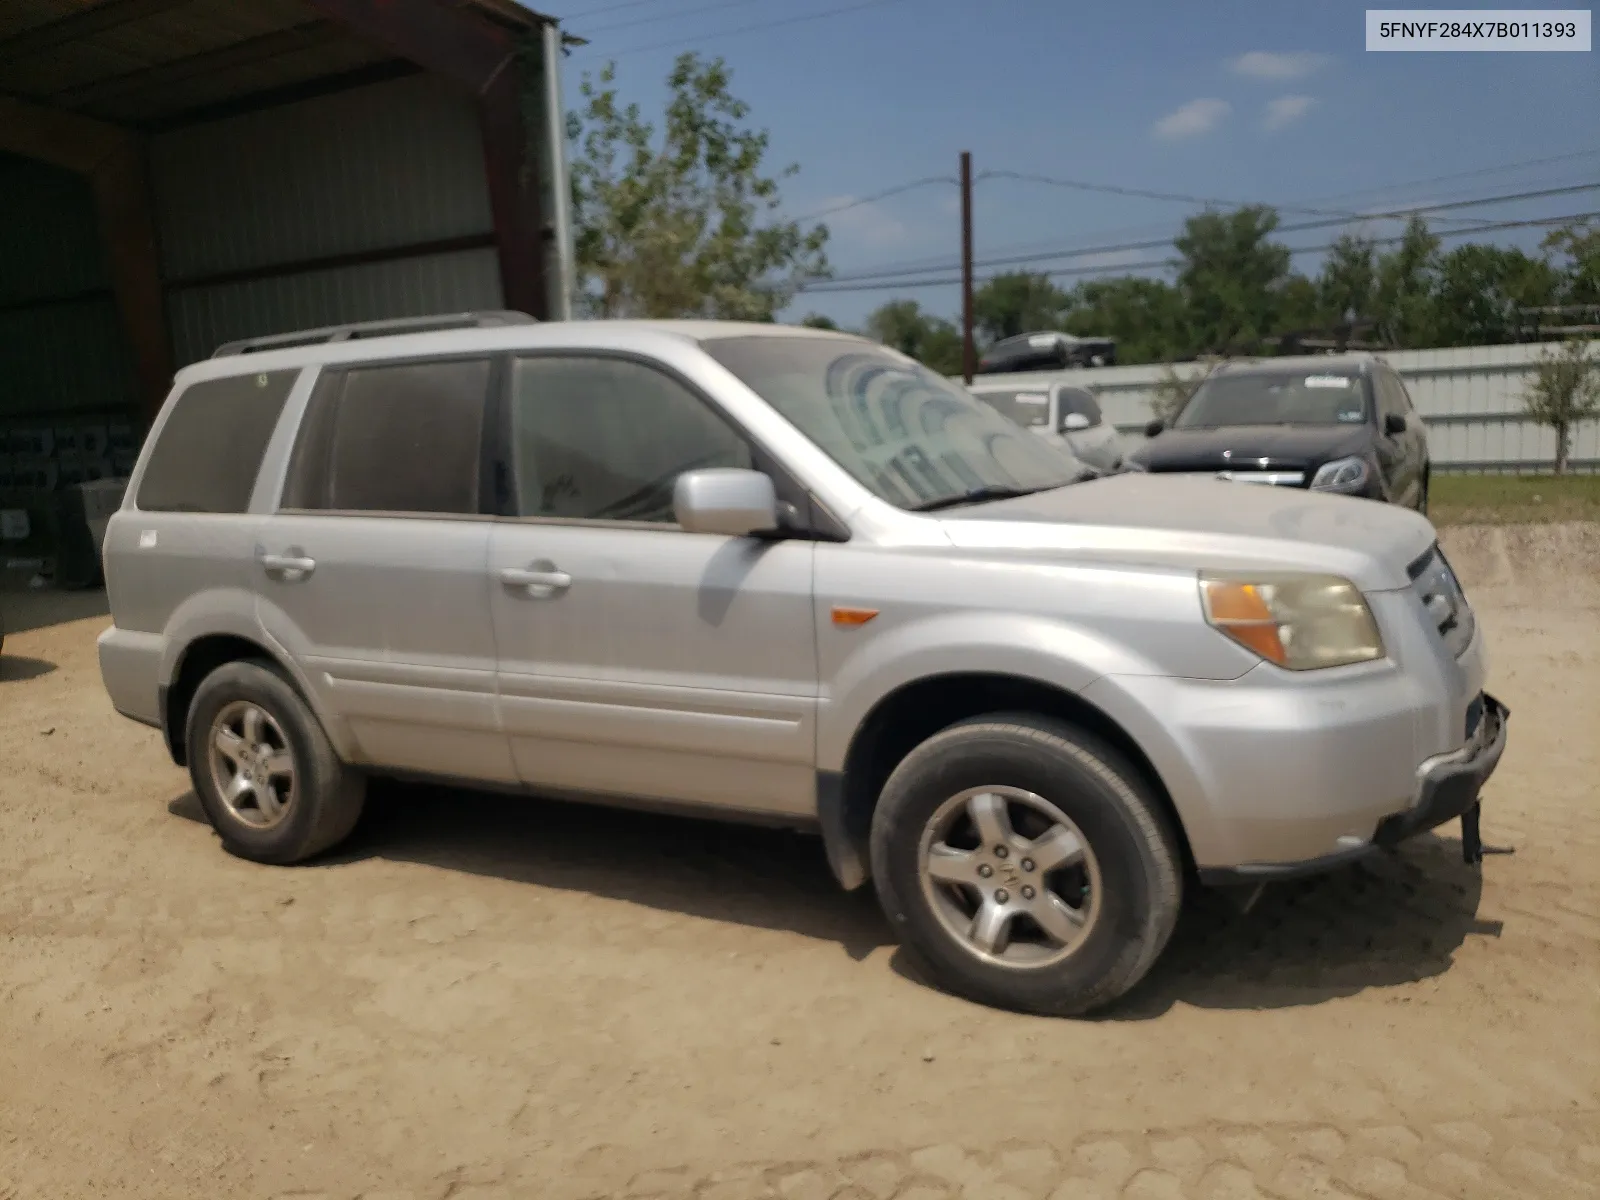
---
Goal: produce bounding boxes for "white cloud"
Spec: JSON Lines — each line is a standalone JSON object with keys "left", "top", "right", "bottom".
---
{"left": 1152, "top": 98, "right": 1231, "bottom": 140}
{"left": 1263, "top": 94, "right": 1315, "bottom": 131}
{"left": 1230, "top": 51, "right": 1330, "bottom": 80}
{"left": 810, "top": 196, "right": 908, "bottom": 247}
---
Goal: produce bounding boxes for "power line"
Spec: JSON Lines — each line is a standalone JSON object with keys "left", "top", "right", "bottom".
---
{"left": 782, "top": 150, "right": 1600, "bottom": 282}
{"left": 815, "top": 181, "right": 1600, "bottom": 285}
{"left": 571, "top": 0, "right": 910, "bottom": 58}
{"left": 557, "top": 0, "right": 662, "bottom": 18}
{"left": 797, "top": 209, "right": 1600, "bottom": 294}
{"left": 576, "top": 0, "right": 761, "bottom": 36}
{"left": 787, "top": 176, "right": 957, "bottom": 223}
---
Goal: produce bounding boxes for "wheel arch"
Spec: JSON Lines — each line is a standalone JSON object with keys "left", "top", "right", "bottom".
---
{"left": 163, "top": 633, "right": 311, "bottom": 766}
{"left": 819, "top": 671, "right": 1194, "bottom": 892}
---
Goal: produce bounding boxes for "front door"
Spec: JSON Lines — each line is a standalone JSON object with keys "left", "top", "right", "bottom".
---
{"left": 486, "top": 353, "right": 819, "bottom": 817}
{"left": 256, "top": 356, "right": 513, "bottom": 785}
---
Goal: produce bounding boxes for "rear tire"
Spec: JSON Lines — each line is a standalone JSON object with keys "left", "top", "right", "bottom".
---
{"left": 870, "top": 714, "right": 1182, "bottom": 1017}
{"left": 185, "top": 660, "right": 365, "bottom": 864}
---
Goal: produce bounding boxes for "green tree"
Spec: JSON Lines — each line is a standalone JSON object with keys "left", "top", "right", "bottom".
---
{"left": 1430, "top": 244, "right": 1562, "bottom": 346}
{"left": 862, "top": 300, "right": 963, "bottom": 376}
{"left": 1542, "top": 219, "right": 1600, "bottom": 306}
{"left": 566, "top": 54, "right": 829, "bottom": 319}
{"left": 798, "top": 313, "right": 840, "bottom": 329}
{"left": 1273, "top": 272, "right": 1321, "bottom": 341}
{"left": 971, "top": 272, "right": 1068, "bottom": 344}
{"left": 1372, "top": 216, "right": 1440, "bottom": 348}
{"left": 1318, "top": 233, "right": 1378, "bottom": 326}
{"left": 1522, "top": 337, "right": 1600, "bottom": 475}
{"left": 1060, "top": 277, "right": 1188, "bottom": 364}
{"left": 1173, "top": 206, "right": 1291, "bottom": 355}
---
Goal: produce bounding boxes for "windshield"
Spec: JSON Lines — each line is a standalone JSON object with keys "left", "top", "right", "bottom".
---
{"left": 701, "top": 335, "right": 1083, "bottom": 509}
{"left": 1175, "top": 371, "right": 1371, "bottom": 429}
{"left": 970, "top": 387, "right": 1052, "bottom": 428}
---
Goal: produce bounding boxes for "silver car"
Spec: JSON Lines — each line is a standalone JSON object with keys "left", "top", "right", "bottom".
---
{"left": 965, "top": 379, "right": 1127, "bottom": 473}
{"left": 98, "top": 315, "right": 1508, "bottom": 1017}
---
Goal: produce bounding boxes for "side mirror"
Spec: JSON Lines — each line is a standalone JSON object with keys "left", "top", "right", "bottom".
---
{"left": 673, "top": 468, "right": 779, "bottom": 537}
{"left": 1061, "top": 412, "right": 1092, "bottom": 432}
{"left": 1383, "top": 413, "right": 1407, "bottom": 436}
{"left": 1144, "top": 419, "right": 1166, "bottom": 438}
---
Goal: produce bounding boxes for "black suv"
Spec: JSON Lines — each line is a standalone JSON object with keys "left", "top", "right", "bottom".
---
{"left": 1130, "top": 356, "right": 1431, "bottom": 512}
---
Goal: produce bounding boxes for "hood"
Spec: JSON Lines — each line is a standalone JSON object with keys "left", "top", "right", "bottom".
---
{"left": 1129, "top": 423, "right": 1371, "bottom": 472}
{"left": 937, "top": 472, "right": 1436, "bottom": 592}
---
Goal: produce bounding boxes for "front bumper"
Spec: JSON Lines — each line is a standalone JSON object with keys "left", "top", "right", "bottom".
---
{"left": 1198, "top": 693, "right": 1509, "bottom": 886}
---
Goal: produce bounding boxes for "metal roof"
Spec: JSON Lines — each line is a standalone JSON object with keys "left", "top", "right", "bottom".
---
{"left": 0, "top": 0, "right": 556, "bottom": 130}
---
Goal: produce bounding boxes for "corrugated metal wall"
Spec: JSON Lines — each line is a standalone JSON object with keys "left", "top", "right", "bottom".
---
{"left": 151, "top": 72, "right": 503, "bottom": 366}
{"left": 967, "top": 342, "right": 1600, "bottom": 474}
{"left": 0, "top": 154, "right": 135, "bottom": 423}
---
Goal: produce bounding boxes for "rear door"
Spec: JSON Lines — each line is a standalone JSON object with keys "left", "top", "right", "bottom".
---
{"left": 486, "top": 352, "right": 820, "bottom": 817}
{"left": 256, "top": 355, "right": 514, "bottom": 785}
{"left": 1373, "top": 369, "right": 1419, "bottom": 506}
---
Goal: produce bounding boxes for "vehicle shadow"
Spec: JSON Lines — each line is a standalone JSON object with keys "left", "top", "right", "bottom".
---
{"left": 0, "top": 585, "right": 109, "bottom": 636}
{"left": 0, "top": 654, "right": 57, "bottom": 682}
{"left": 167, "top": 781, "right": 894, "bottom": 962}
{"left": 1102, "top": 835, "right": 1500, "bottom": 1018}
{"left": 167, "top": 785, "right": 1497, "bottom": 1005}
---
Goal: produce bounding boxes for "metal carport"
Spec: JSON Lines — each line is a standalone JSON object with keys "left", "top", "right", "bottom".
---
{"left": 0, "top": 0, "right": 574, "bottom": 573}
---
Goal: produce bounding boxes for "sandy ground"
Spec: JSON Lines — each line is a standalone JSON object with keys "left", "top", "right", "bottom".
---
{"left": 2, "top": 524, "right": 1597, "bottom": 1200}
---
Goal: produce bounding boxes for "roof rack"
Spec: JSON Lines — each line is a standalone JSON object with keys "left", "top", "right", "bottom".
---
{"left": 211, "top": 311, "right": 537, "bottom": 358}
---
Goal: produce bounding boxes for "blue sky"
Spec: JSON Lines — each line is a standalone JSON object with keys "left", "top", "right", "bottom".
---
{"left": 549, "top": 0, "right": 1600, "bottom": 327}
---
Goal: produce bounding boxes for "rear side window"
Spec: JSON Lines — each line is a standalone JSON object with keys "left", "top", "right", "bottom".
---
{"left": 1056, "top": 386, "right": 1103, "bottom": 426}
{"left": 282, "top": 358, "right": 491, "bottom": 515}
{"left": 137, "top": 370, "right": 297, "bottom": 513}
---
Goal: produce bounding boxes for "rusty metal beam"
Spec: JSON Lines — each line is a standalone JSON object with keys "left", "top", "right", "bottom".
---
{"left": 0, "top": 0, "right": 191, "bottom": 67}
{"left": 53, "top": 20, "right": 347, "bottom": 111}
{"left": 300, "top": 0, "right": 517, "bottom": 91}
{"left": 0, "top": 94, "right": 173, "bottom": 425}
{"left": 480, "top": 63, "right": 548, "bottom": 320}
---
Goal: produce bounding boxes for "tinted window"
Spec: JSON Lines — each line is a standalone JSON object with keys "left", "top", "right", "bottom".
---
{"left": 971, "top": 388, "right": 1051, "bottom": 427}
{"left": 282, "top": 358, "right": 490, "bottom": 515}
{"left": 1175, "top": 371, "right": 1368, "bottom": 429}
{"left": 509, "top": 356, "right": 752, "bottom": 523}
{"left": 137, "top": 370, "right": 297, "bottom": 513}
{"left": 1057, "top": 387, "right": 1103, "bottom": 426}
{"left": 702, "top": 335, "right": 1082, "bottom": 509}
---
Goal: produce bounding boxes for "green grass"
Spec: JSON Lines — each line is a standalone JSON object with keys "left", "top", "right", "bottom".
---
{"left": 1429, "top": 473, "right": 1600, "bottom": 527}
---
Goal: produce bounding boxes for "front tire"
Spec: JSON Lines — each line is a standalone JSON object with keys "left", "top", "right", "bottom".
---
{"left": 870, "top": 714, "right": 1182, "bottom": 1017}
{"left": 185, "top": 660, "right": 365, "bottom": 864}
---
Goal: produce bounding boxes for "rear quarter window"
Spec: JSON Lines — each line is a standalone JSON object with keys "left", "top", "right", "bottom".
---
{"left": 136, "top": 370, "right": 298, "bottom": 513}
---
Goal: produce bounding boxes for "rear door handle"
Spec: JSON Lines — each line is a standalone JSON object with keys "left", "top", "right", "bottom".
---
{"left": 500, "top": 565, "right": 571, "bottom": 598}
{"left": 259, "top": 552, "right": 316, "bottom": 580}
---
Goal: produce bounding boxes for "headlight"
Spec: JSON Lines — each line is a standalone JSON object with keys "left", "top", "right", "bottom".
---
{"left": 1200, "top": 572, "right": 1385, "bottom": 670}
{"left": 1309, "top": 455, "right": 1371, "bottom": 494}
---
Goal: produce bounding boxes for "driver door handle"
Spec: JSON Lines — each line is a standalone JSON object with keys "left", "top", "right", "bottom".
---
{"left": 500, "top": 564, "right": 572, "bottom": 598}
{"left": 259, "top": 552, "right": 316, "bottom": 580}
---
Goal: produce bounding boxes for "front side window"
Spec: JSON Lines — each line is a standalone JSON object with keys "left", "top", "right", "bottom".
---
{"left": 282, "top": 358, "right": 490, "bottom": 515}
{"left": 701, "top": 335, "right": 1082, "bottom": 510}
{"left": 1175, "top": 370, "right": 1369, "bottom": 430}
{"left": 137, "top": 370, "right": 297, "bottom": 513}
{"left": 508, "top": 356, "right": 752, "bottom": 523}
{"left": 1056, "top": 386, "right": 1103, "bottom": 426}
{"left": 971, "top": 388, "right": 1051, "bottom": 428}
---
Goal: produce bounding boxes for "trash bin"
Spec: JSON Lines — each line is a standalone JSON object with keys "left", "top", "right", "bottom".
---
{"left": 55, "top": 477, "right": 128, "bottom": 590}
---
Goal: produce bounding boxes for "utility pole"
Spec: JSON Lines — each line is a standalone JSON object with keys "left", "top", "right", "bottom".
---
{"left": 959, "top": 150, "right": 975, "bottom": 384}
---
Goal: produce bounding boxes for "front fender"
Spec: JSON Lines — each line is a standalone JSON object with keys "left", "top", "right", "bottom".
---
{"left": 817, "top": 610, "right": 1170, "bottom": 772}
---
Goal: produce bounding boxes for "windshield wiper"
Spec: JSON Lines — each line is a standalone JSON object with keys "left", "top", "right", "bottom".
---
{"left": 910, "top": 483, "right": 1059, "bottom": 512}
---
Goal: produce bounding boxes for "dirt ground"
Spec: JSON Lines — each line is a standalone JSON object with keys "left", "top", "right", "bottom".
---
{"left": 2, "top": 524, "right": 1597, "bottom": 1200}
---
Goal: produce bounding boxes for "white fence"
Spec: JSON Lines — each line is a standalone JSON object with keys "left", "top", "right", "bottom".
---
{"left": 962, "top": 341, "right": 1600, "bottom": 474}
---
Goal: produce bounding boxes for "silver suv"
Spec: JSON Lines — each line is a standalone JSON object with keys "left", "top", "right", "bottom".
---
{"left": 98, "top": 314, "right": 1508, "bottom": 1016}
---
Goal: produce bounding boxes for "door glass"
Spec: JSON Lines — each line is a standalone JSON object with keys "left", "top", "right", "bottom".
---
{"left": 508, "top": 356, "right": 753, "bottom": 523}
{"left": 282, "top": 358, "right": 490, "bottom": 514}
{"left": 1055, "top": 387, "right": 1103, "bottom": 427}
